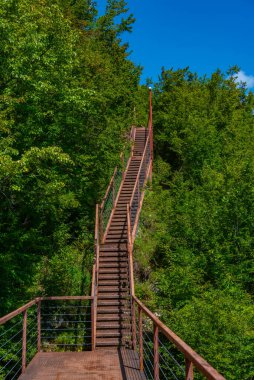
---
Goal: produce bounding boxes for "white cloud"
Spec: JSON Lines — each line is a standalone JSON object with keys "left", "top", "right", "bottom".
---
{"left": 235, "top": 70, "right": 254, "bottom": 89}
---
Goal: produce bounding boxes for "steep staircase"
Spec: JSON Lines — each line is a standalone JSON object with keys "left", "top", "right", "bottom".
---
{"left": 96, "top": 128, "right": 148, "bottom": 348}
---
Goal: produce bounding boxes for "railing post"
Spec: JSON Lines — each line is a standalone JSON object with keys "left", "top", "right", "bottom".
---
{"left": 113, "top": 176, "right": 115, "bottom": 206}
{"left": 149, "top": 87, "right": 153, "bottom": 182}
{"left": 153, "top": 323, "right": 159, "bottom": 380}
{"left": 22, "top": 309, "right": 27, "bottom": 373}
{"left": 138, "top": 306, "right": 143, "bottom": 371}
{"left": 185, "top": 357, "right": 194, "bottom": 380}
{"left": 37, "top": 300, "right": 41, "bottom": 352}
{"left": 91, "top": 297, "right": 96, "bottom": 350}
{"left": 99, "top": 205, "right": 103, "bottom": 243}
{"left": 131, "top": 297, "right": 137, "bottom": 351}
{"left": 137, "top": 178, "right": 140, "bottom": 206}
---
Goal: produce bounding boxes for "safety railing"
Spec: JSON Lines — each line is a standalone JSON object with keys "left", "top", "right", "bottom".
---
{"left": 129, "top": 131, "right": 152, "bottom": 241}
{"left": 132, "top": 296, "right": 225, "bottom": 380}
{"left": 99, "top": 127, "right": 135, "bottom": 243}
{"left": 40, "top": 297, "right": 92, "bottom": 352}
{"left": 0, "top": 296, "right": 93, "bottom": 379}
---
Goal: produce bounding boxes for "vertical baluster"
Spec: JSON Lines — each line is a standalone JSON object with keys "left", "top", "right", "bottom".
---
{"left": 37, "top": 300, "right": 41, "bottom": 352}
{"left": 154, "top": 324, "right": 159, "bottom": 380}
{"left": 131, "top": 297, "right": 137, "bottom": 351}
{"left": 91, "top": 298, "right": 96, "bottom": 350}
{"left": 137, "top": 178, "right": 140, "bottom": 207}
{"left": 99, "top": 205, "right": 103, "bottom": 242}
{"left": 112, "top": 177, "right": 115, "bottom": 207}
{"left": 22, "top": 310, "right": 27, "bottom": 373}
{"left": 138, "top": 306, "right": 143, "bottom": 371}
{"left": 185, "top": 357, "right": 194, "bottom": 380}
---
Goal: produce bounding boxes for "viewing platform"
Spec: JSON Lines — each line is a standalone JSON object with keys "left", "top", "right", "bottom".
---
{"left": 19, "top": 349, "right": 146, "bottom": 380}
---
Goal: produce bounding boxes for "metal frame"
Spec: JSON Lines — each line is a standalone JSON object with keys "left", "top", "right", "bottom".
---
{"left": 132, "top": 296, "right": 226, "bottom": 380}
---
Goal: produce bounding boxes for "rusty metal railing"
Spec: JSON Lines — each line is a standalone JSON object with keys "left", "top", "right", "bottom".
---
{"left": 129, "top": 131, "right": 152, "bottom": 241}
{"left": 129, "top": 89, "right": 153, "bottom": 242}
{"left": 0, "top": 296, "right": 93, "bottom": 379}
{"left": 99, "top": 127, "right": 135, "bottom": 243}
{"left": 132, "top": 296, "right": 225, "bottom": 380}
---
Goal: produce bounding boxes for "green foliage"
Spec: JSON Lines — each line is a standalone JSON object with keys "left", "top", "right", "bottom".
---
{"left": 134, "top": 68, "right": 254, "bottom": 379}
{"left": 0, "top": 0, "right": 142, "bottom": 314}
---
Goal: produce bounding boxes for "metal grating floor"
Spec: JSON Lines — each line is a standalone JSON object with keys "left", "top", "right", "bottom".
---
{"left": 19, "top": 348, "right": 146, "bottom": 379}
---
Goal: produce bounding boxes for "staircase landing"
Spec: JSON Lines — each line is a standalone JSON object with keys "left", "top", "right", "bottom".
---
{"left": 19, "top": 349, "right": 146, "bottom": 380}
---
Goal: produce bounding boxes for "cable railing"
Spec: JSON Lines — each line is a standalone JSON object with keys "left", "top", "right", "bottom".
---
{"left": 129, "top": 131, "right": 152, "bottom": 241}
{"left": 0, "top": 296, "right": 93, "bottom": 379}
{"left": 99, "top": 127, "right": 135, "bottom": 243}
{"left": 132, "top": 296, "right": 226, "bottom": 380}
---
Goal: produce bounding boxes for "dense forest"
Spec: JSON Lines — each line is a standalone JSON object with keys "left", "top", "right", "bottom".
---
{"left": 0, "top": 0, "right": 146, "bottom": 313}
{"left": 0, "top": 1, "right": 254, "bottom": 379}
{"left": 134, "top": 68, "right": 254, "bottom": 379}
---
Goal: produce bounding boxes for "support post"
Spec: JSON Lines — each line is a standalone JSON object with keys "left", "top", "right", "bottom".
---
{"left": 113, "top": 177, "right": 115, "bottom": 207}
{"left": 91, "top": 297, "right": 96, "bottom": 350}
{"left": 99, "top": 205, "right": 103, "bottom": 243}
{"left": 153, "top": 323, "right": 159, "bottom": 380}
{"left": 22, "top": 310, "right": 27, "bottom": 373}
{"left": 149, "top": 88, "right": 153, "bottom": 182}
{"left": 131, "top": 297, "right": 137, "bottom": 351}
{"left": 138, "top": 306, "right": 143, "bottom": 371}
{"left": 37, "top": 300, "right": 41, "bottom": 352}
{"left": 185, "top": 357, "right": 194, "bottom": 380}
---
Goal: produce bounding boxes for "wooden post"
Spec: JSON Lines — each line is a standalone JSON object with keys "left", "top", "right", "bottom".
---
{"left": 37, "top": 301, "right": 41, "bottom": 352}
{"left": 138, "top": 306, "right": 143, "bottom": 371}
{"left": 185, "top": 357, "right": 194, "bottom": 380}
{"left": 22, "top": 310, "right": 27, "bottom": 373}
{"left": 153, "top": 323, "right": 159, "bottom": 380}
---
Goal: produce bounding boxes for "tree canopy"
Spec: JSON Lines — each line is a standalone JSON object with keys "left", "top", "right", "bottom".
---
{"left": 134, "top": 67, "right": 254, "bottom": 379}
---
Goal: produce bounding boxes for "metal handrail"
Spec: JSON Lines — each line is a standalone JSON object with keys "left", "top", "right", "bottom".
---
{"left": 133, "top": 295, "right": 226, "bottom": 380}
{"left": 0, "top": 296, "right": 94, "bottom": 377}
{"left": 129, "top": 133, "right": 150, "bottom": 209}
{"left": 129, "top": 132, "right": 151, "bottom": 240}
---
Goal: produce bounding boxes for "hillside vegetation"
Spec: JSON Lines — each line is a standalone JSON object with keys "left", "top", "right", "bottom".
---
{"left": 0, "top": 0, "right": 146, "bottom": 314}
{"left": 134, "top": 68, "right": 254, "bottom": 379}
{"left": 1, "top": 1, "right": 254, "bottom": 378}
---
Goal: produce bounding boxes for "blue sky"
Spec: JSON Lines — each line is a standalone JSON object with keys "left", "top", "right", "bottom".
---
{"left": 97, "top": 0, "right": 254, "bottom": 88}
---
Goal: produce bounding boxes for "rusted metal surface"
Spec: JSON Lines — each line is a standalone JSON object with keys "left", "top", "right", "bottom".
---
{"left": 18, "top": 349, "right": 146, "bottom": 380}
{"left": 153, "top": 324, "right": 159, "bottom": 380}
{"left": 185, "top": 357, "right": 194, "bottom": 380}
{"left": 133, "top": 296, "right": 226, "bottom": 380}
{"left": 0, "top": 299, "right": 38, "bottom": 324}
{"left": 129, "top": 129, "right": 151, "bottom": 241}
{"left": 22, "top": 310, "right": 27, "bottom": 373}
{"left": 37, "top": 301, "right": 41, "bottom": 353}
{"left": 138, "top": 307, "right": 143, "bottom": 371}
{"left": 148, "top": 88, "right": 153, "bottom": 180}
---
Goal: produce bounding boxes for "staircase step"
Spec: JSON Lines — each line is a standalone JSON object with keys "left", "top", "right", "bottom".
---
{"left": 97, "top": 293, "right": 129, "bottom": 298}
{"left": 99, "top": 275, "right": 128, "bottom": 280}
{"left": 97, "top": 299, "right": 130, "bottom": 309}
{"left": 97, "top": 322, "right": 131, "bottom": 329}
{"left": 97, "top": 307, "right": 131, "bottom": 314}
{"left": 105, "top": 239, "right": 128, "bottom": 243}
{"left": 100, "top": 245, "right": 127, "bottom": 251}
{"left": 100, "top": 256, "right": 128, "bottom": 265}
{"left": 99, "top": 268, "right": 128, "bottom": 274}
{"left": 99, "top": 263, "right": 128, "bottom": 268}
{"left": 98, "top": 288, "right": 129, "bottom": 294}
{"left": 96, "top": 338, "right": 123, "bottom": 347}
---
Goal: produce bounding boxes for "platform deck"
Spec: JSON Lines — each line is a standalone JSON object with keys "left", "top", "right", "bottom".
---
{"left": 19, "top": 348, "right": 146, "bottom": 380}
